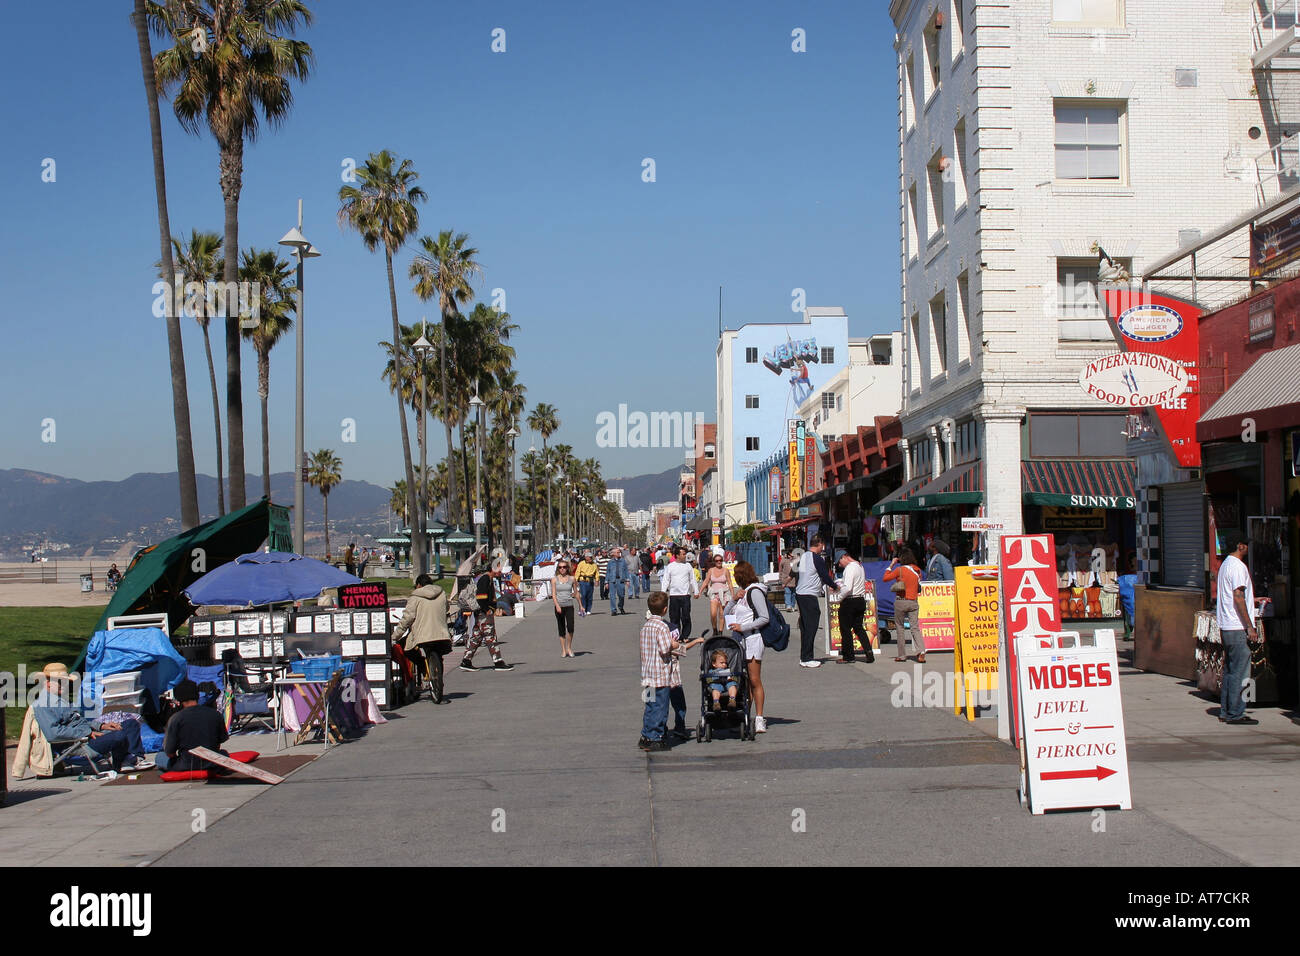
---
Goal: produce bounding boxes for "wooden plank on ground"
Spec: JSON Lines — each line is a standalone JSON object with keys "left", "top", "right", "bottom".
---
{"left": 189, "top": 747, "right": 286, "bottom": 784}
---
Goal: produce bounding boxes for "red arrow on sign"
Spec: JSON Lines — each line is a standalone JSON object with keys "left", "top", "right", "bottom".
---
{"left": 1040, "top": 766, "right": 1117, "bottom": 782}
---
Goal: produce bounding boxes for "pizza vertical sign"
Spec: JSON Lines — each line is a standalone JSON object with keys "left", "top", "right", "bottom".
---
{"left": 999, "top": 534, "right": 1061, "bottom": 747}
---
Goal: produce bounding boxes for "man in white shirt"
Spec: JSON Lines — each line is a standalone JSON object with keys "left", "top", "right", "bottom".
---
{"left": 794, "top": 535, "right": 839, "bottom": 667}
{"left": 836, "top": 551, "right": 874, "bottom": 663}
{"left": 661, "top": 547, "right": 701, "bottom": 641}
{"left": 1215, "top": 535, "right": 1259, "bottom": 725}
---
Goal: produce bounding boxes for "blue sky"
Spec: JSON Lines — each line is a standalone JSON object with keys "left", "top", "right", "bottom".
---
{"left": 0, "top": 0, "right": 898, "bottom": 491}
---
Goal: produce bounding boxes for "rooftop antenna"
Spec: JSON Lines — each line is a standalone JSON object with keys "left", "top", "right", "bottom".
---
{"left": 718, "top": 285, "right": 723, "bottom": 337}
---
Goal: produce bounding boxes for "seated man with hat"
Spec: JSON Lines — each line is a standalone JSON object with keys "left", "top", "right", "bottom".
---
{"left": 20, "top": 663, "right": 154, "bottom": 775}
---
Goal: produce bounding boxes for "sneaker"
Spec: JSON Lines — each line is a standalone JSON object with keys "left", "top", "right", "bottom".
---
{"left": 754, "top": 716, "right": 767, "bottom": 733}
{"left": 712, "top": 700, "right": 722, "bottom": 713}
{"left": 799, "top": 659, "right": 823, "bottom": 668}
{"left": 458, "top": 659, "right": 476, "bottom": 672}
{"left": 637, "top": 736, "right": 654, "bottom": 750}
{"left": 1225, "top": 716, "right": 1259, "bottom": 725}
{"left": 670, "top": 727, "right": 690, "bottom": 741}
{"left": 123, "top": 758, "right": 155, "bottom": 772}
{"left": 646, "top": 738, "right": 671, "bottom": 751}
{"left": 727, "top": 699, "right": 738, "bottom": 711}
{"left": 493, "top": 661, "right": 515, "bottom": 671}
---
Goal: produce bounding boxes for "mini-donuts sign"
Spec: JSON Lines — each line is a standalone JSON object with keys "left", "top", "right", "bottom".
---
{"left": 1078, "top": 352, "right": 1190, "bottom": 408}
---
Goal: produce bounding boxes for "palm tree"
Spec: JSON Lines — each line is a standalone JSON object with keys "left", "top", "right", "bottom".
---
{"left": 164, "top": 230, "right": 226, "bottom": 515}
{"left": 389, "top": 478, "right": 409, "bottom": 526}
{"left": 150, "top": 0, "right": 314, "bottom": 511}
{"left": 527, "top": 403, "right": 559, "bottom": 544}
{"left": 338, "top": 149, "right": 426, "bottom": 576}
{"left": 133, "top": 0, "right": 199, "bottom": 529}
{"left": 238, "top": 247, "right": 295, "bottom": 500}
{"left": 307, "top": 448, "right": 342, "bottom": 559}
{"left": 409, "top": 230, "right": 483, "bottom": 529}
{"left": 490, "top": 367, "right": 526, "bottom": 552}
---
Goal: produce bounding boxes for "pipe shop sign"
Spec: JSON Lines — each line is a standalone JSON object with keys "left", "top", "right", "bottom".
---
{"left": 1078, "top": 352, "right": 1189, "bottom": 409}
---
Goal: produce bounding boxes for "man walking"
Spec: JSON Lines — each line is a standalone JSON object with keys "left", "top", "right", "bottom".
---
{"left": 459, "top": 564, "right": 515, "bottom": 672}
{"left": 836, "top": 550, "right": 874, "bottom": 663}
{"left": 638, "top": 547, "right": 653, "bottom": 596}
{"left": 779, "top": 549, "right": 797, "bottom": 610}
{"left": 661, "top": 547, "right": 700, "bottom": 641}
{"left": 925, "top": 539, "right": 954, "bottom": 581}
{"left": 607, "top": 548, "right": 630, "bottom": 615}
{"left": 794, "top": 535, "right": 839, "bottom": 668}
{"left": 1216, "top": 536, "right": 1260, "bottom": 725}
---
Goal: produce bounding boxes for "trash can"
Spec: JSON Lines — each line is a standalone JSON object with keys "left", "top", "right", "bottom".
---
{"left": 80, "top": 573, "right": 93, "bottom": 593}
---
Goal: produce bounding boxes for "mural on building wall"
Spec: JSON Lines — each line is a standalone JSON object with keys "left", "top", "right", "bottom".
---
{"left": 764, "top": 337, "right": 819, "bottom": 404}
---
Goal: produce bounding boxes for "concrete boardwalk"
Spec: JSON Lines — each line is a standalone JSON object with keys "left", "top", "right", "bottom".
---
{"left": 136, "top": 597, "right": 1296, "bottom": 867}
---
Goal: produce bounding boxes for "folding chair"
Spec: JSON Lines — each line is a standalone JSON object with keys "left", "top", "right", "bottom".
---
{"left": 29, "top": 707, "right": 112, "bottom": 776}
{"left": 220, "top": 649, "right": 280, "bottom": 733}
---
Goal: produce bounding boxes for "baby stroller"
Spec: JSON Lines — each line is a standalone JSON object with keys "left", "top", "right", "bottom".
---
{"left": 696, "top": 631, "right": 754, "bottom": 742}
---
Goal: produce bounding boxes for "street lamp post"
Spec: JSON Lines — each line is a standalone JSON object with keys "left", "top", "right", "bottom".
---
{"left": 278, "top": 202, "right": 319, "bottom": 556}
{"left": 507, "top": 424, "right": 519, "bottom": 554}
{"left": 413, "top": 323, "right": 434, "bottom": 575}
{"left": 527, "top": 442, "right": 537, "bottom": 553}
{"left": 470, "top": 391, "right": 484, "bottom": 552}
{"left": 546, "top": 460, "right": 555, "bottom": 549}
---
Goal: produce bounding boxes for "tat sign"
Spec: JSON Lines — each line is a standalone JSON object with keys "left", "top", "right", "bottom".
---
{"left": 999, "top": 534, "right": 1062, "bottom": 747}
{"left": 1016, "top": 629, "right": 1132, "bottom": 814}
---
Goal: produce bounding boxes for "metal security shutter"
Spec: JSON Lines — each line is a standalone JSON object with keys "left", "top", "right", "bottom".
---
{"left": 1160, "top": 482, "right": 1204, "bottom": 589}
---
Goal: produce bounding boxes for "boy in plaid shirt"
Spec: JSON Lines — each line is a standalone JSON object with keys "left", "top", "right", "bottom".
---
{"left": 639, "top": 591, "right": 680, "bottom": 751}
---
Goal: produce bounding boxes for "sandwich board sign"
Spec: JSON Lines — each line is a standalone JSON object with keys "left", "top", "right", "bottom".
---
{"left": 1015, "top": 629, "right": 1131, "bottom": 814}
{"left": 998, "top": 534, "right": 1061, "bottom": 746}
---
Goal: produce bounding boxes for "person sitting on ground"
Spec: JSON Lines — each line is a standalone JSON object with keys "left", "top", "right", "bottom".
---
{"left": 157, "top": 679, "right": 230, "bottom": 773}
{"left": 705, "top": 649, "right": 739, "bottom": 713}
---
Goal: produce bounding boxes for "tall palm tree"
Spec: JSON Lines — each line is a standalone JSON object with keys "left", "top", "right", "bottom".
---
{"left": 307, "top": 448, "right": 342, "bottom": 559}
{"left": 339, "top": 149, "right": 426, "bottom": 576}
{"left": 238, "top": 247, "right": 295, "bottom": 500}
{"left": 134, "top": 0, "right": 199, "bottom": 529}
{"left": 164, "top": 230, "right": 226, "bottom": 515}
{"left": 150, "top": 0, "right": 314, "bottom": 511}
{"left": 409, "top": 230, "right": 483, "bottom": 528}
{"left": 527, "top": 403, "right": 559, "bottom": 544}
{"left": 389, "top": 478, "right": 409, "bottom": 527}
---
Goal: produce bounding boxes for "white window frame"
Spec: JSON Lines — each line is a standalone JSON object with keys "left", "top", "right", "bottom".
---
{"left": 907, "top": 182, "right": 921, "bottom": 260}
{"left": 1057, "top": 257, "right": 1128, "bottom": 343}
{"left": 952, "top": 119, "right": 970, "bottom": 213}
{"left": 929, "top": 291, "right": 948, "bottom": 375}
{"left": 926, "top": 150, "right": 945, "bottom": 241}
{"left": 821, "top": 392, "right": 836, "bottom": 412}
{"left": 1051, "top": 0, "right": 1124, "bottom": 27}
{"left": 745, "top": 436, "right": 760, "bottom": 452}
{"left": 745, "top": 347, "right": 758, "bottom": 364}
{"left": 1054, "top": 100, "right": 1127, "bottom": 185}
{"left": 950, "top": 0, "right": 966, "bottom": 62}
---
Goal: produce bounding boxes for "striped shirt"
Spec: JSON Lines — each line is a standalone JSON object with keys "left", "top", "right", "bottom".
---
{"left": 640, "top": 616, "right": 674, "bottom": 687}
{"left": 596, "top": 557, "right": 610, "bottom": 580}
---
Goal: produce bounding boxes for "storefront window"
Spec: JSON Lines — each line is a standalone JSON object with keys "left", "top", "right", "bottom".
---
{"left": 1029, "top": 412, "right": 1127, "bottom": 457}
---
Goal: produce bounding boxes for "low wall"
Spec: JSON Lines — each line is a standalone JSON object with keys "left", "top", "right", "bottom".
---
{"left": 1134, "top": 585, "right": 1204, "bottom": 681}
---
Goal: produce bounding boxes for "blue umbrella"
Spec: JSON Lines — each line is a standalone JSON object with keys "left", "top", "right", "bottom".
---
{"left": 183, "top": 551, "right": 362, "bottom": 607}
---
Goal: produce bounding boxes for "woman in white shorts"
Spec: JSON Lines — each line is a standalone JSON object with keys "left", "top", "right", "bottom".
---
{"left": 726, "top": 561, "right": 771, "bottom": 734}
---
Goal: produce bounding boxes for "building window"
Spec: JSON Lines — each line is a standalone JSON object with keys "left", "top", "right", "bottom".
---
{"left": 956, "top": 271, "right": 972, "bottom": 365}
{"left": 909, "top": 311, "right": 923, "bottom": 387}
{"left": 923, "top": 17, "right": 942, "bottom": 101}
{"left": 745, "top": 347, "right": 758, "bottom": 363}
{"left": 822, "top": 392, "right": 836, "bottom": 412}
{"left": 1028, "top": 413, "right": 1127, "bottom": 457}
{"left": 956, "top": 419, "right": 979, "bottom": 463}
{"left": 927, "top": 150, "right": 945, "bottom": 240}
{"left": 907, "top": 182, "right": 921, "bottom": 259}
{"left": 952, "top": 119, "right": 969, "bottom": 211}
{"left": 1058, "top": 258, "right": 1127, "bottom": 342}
{"left": 1055, "top": 102, "right": 1124, "bottom": 182}
{"left": 745, "top": 436, "right": 760, "bottom": 452}
{"left": 929, "top": 292, "right": 948, "bottom": 374}
{"left": 950, "top": 1, "right": 966, "bottom": 61}
{"left": 704, "top": 444, "right": 715, "bottom": 459}
{"left": 1052, "top": 0, "right": 1123, "bottom": 25}
{"left": 836, "top": 393, "right": 843, "bottom": 412}
{"left": 745, "top": 394, "right": 759, "bottom": 409}
{"left": 906, "top": 52, "right": 918, "bottom": 131}
{"left": 820, "top": 346, "right": 835, "bottom": 365}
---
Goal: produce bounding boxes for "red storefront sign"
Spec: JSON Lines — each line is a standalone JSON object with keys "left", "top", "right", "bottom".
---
{"left": 1100, "top": 288, "right": 1202, "bottom": 467}
{"left": 1000, "top": 534, "right": 1061, "bottom": 747}
{"left": 769, "top": 466, "right": 781, "bottom": 503}
{"left": 804, "top": 436, "right": 816, "bottom": 495}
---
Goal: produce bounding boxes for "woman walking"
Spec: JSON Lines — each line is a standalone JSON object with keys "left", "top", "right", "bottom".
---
{"left": 725, "top": 561, "right": 771, "bottom": 734}
{"left": 704, "top": 552, "right": 732, "bottom": 634}
{"left": 884, "top": 548, "right": 924, "bottom": 662}
{"left": 552, "top": 559, "right": 578, "bottom": 657}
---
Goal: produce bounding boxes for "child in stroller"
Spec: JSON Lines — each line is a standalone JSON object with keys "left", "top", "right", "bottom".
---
{"left": 705, "top": 649, "right": 739, "bottom": 712}
{"left": 696, "top": 632, "right": 754, "bottom": 742}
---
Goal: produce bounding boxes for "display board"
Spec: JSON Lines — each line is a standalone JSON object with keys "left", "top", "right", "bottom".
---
{"left": 917, "top": 581, "right": 956, "bottom": 651}
{"left": 825, "top": 583, "right": 879, "bottom": 657}
{"left": 999, "top": 534, "right": 1061, "bottom": 747}
{"left": 952, "top": 566, "right": 1000, "bottom": 720}
{"left": 1016, "top": 629, "right": 1132, "bottom": 815}
{"left": 291, "top": 587, "right": 394, "bottom": 709}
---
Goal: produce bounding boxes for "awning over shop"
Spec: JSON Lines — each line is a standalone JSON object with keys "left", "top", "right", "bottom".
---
{"left": 763, "top": 516, "right": 816, "bottom": 534}
{"left": 685, "top": 515, "right": 713, "bottom": 531}
{"left": 870, "top": 473, "right": 934, "bottom": 515}
{"left": 1021, "top": 458, "right": 1136, "bottom": 509}
{"left": 911, "top": 460, "right": 984, "bottom": 509}
{"left": 1196, "top": 342, "right": 1300, "bottom": 442}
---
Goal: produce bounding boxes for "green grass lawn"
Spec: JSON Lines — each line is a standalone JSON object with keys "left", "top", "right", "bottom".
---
{"left": 1, "top": 607, "right": 104, "bottom": 738}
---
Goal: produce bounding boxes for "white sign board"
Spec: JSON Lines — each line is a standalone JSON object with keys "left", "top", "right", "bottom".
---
{"left": 961, "top": 517, "right": 1007, "bottom": 532}
{"left": 473, "top": 508, "right": 486, "bottom": 525}
{"left": 1078, "top": 352, "right": 1189, "bottom": 409}
{"left": 1016, "top": 629, "right": 1132, "bottom": 815}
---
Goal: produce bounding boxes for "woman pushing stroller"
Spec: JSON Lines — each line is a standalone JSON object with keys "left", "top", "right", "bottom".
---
{"left": 723, "top": 561, "right": 770, "bottom": 735}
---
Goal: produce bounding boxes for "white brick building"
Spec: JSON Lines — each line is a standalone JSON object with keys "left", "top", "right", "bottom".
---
{"left": 888, "top": 0, "right": 1270, "bottom": 551}
{"left": 795, "top": 333, "right": 904, "bottom": 444}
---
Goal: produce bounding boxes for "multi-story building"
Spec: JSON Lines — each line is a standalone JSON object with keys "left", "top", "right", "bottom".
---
{"left": 796, "top": 333, "right": 904, "bottom": 445}
{"left": 886, "top": 0, "right": 1269, "bottom": 562}
{"left": 716, "top": 307, "right": 850, "bottom": 529}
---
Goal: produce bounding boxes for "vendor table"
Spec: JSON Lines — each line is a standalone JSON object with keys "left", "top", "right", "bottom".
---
{"left": 277, "top": 671, "right": 386, "bottom": 746}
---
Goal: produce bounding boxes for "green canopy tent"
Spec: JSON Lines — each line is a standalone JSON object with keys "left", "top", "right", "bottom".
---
{"left": 92, "top": 498, "right": 290, "bottom": 638}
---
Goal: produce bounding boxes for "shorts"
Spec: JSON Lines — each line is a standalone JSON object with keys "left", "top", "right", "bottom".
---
{"left": 741, "top": 633, "right": 764, "bottom": 661}
{"left": 708, "top": 679, "right": 739, "bottom": 695}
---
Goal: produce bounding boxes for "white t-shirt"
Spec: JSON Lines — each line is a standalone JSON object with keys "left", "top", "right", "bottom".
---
{"left": 839, "top": 560, "right": 867, "bottom": 599}
{"left": 1215, "top": 553, "right": 1255, "bottom": 631}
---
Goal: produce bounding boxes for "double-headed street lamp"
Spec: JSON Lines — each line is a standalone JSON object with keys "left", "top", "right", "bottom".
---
{"left": 469, "top": 390, "right": 485, "bottom": 552}
{"left": 412, "top": 322, "right": 434, "bottom": 575}
{"left": 527, "top": 441, "right": 537, "bottom": 551}
{"left": 278, "top": 201, "right": 320, "bottom": 557}
{"left": 507, "top": 423, "right": 519, "bottom": 554}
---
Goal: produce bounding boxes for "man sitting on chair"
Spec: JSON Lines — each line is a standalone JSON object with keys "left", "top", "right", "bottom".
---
{"left": 157, "top": 679, "right": 230, "bottom": 773}
{"left": 19, "top": 663, "right": 153, "bottom": 775}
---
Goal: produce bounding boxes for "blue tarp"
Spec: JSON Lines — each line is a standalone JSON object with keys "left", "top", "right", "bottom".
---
{"left": 862, "top": 560, "right": 896, "bottom": 622}
{"left": 83, "top": 627, "right": 187, "bottom": 711}
{"left": 183, "top": 551, "right": 361, "bottom": 607}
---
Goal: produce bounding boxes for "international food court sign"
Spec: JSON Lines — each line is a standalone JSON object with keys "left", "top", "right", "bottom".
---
{"left": 1078, "top": 352, "right": 1188, "bottom": 410}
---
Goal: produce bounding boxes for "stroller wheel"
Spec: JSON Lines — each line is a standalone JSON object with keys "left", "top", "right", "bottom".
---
{"left": 697, "top": 718, "right": 706, "bottom": 743}
{"left": 704, "top": 722, "right": 713, "bottom": 742}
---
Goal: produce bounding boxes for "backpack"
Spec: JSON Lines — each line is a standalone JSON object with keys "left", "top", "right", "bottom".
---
{"left": 746, "top": 586, "right": 790, "bottom": 651}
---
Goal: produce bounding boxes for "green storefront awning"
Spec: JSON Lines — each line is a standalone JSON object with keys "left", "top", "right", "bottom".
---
{"left": 871, "top": 472, "right": 933, "bottom": 515}
{"left": 1021, "top": 459, "right": 1136, "bottom": 509}
{"left": 911, "top": 460, "right": 984, "bottom": 509}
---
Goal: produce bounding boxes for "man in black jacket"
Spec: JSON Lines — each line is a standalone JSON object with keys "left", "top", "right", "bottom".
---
{"left": 459, "top": 566, "right": 515, "bottom": 672}
{"left": 157, "top": 679, "right": 229, "bottom": 772}
{"left": 794, "top": 535, "right": 839, "bottom": 668}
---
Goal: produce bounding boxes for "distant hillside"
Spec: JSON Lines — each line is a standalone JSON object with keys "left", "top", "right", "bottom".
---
{"left": 605, "top": 466, "right": 680, "bottom": 512}
{"left": 0, "top": 469, "right": 391, "bottom": 552}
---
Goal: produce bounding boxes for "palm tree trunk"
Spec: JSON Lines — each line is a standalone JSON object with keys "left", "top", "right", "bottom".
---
{"left": 134, "top": 0, "right": 199, "bottom": 530}
{"left": 459, "top": 420, "right": 472, "bottom": 532}
{"left": 441, "top": 317, "right": 458, "bottom": 528}
{"left": 385, "top": 249, "right": 422, "bottom": 578}
{"left": 258, "top": 346, "right": 271, "bottom": 500}
{"left": 200, "top": 324, "right": 226, "bottom": 516}
{"left": 323, "top": 491, "right": 330, "bottom": 560}
{"left": 219, "top": 138, "right": 246, "bottom": 510}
